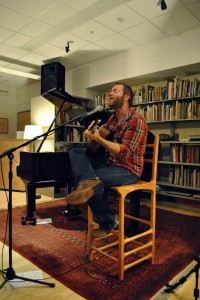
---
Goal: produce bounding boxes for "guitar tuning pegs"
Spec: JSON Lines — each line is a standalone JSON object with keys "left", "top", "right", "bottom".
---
{"left": 88, "top": 119, "right": 101, "bottom": 132}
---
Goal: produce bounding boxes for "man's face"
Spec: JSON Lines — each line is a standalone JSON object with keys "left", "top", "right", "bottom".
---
{"left": 108, "top": 84, "right": 124, "bottom": 109}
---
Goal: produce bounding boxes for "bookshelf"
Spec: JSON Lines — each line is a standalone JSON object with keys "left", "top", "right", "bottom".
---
{"left": 94, "top": 92, "right": 109, "bottom": 108}
{"left": 93, "top": 75, "right": 200, "bottom": 204}
{"left": 134, "top": 97, "right": 200, "bottom": 123}
{"left": 52, "top": 102, "right": 91, "bottom": 197}
{"left": 157, "top": 140, "right": 200, "bottom": 201}
{"left": 54, "top": 107, "right": 88, "bottom": 152}
{"left": 132, "top": 75, "right": 200, "bottom": 203}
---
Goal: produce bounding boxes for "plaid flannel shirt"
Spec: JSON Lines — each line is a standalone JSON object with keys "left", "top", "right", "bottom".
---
{"left": 104, "top": 107, "right": 148, "bottom": 178}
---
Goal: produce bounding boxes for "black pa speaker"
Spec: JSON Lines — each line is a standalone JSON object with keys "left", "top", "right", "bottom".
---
{"left": 41, "top": 62, "right": 65, "bottom": 95}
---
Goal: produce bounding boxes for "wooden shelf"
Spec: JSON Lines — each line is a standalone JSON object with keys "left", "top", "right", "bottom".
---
{"left": 157, "top": 190, "right": 200, "bottom": 201}
{"left": 157, "top": 181, "right": 200, "bottom": 192}
{"left": 147, "top": 118, "right": 200, "bottom": 124}
{"left": 160, "top": 140, "right": 200, "bottom": 144}
{"left": 158, "top": 161, "right": 200, "bottom": 167}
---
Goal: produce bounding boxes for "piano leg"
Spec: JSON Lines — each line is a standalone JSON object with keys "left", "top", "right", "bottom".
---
{"left": 21, "top": 180, "right": 37, "bottom": 225}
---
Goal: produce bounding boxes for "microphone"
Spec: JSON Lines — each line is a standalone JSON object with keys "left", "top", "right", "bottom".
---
{"left": 79, "top": 105, "right": 103, "bottom": 122}
{"left": 85, "top": 105, "right": 104, "bottom": 117}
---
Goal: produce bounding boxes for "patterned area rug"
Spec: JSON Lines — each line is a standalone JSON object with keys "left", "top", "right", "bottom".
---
{"left": 0, "top": 200, "right": 200, "bottom": 300}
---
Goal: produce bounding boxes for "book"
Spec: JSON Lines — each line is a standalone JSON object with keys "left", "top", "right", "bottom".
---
{"left": 189, "top": 135, "right": 200, "bottom": 141}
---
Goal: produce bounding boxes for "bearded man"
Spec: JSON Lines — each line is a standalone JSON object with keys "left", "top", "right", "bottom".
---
{"left": 66, "top": 82, "right": 148, "bottom": 238}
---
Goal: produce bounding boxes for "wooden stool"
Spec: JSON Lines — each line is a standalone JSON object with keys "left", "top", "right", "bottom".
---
{"left": 87, "top": 135, "right": 159, "bottom": 280}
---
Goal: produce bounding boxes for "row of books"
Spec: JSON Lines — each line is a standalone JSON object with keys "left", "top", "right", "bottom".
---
{"left": 134, "top": 85, "right": 167, "bottom": 103}
{"left": 133, "top": 77, "right": 200, "bottom": 103}
{"left": 56, "top": 110, "right": 81, "bottom": 126}
{"left": 134, "top": 100, "right": 200, "bottom": 122}
{"left": 171, "top": 145, "right": 200, "bottom": 164}
{"left": 168, "top": 76, "right": 200, "bottom": 100}
{"left": 168, "top": 166, "right": 200, "bottom": 187}
{"left": 95, "top": 93, "right": 109, "bottom": 108}
{"left": 55, "top": 126, "right": 86, "bottom": 142}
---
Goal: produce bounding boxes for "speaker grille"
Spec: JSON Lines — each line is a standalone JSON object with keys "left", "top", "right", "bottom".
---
{"left": 41, "top": 62, "right": 65, "bottom": 95}
{"left": 43, "top": 75, "right": 57, "bottom": 92}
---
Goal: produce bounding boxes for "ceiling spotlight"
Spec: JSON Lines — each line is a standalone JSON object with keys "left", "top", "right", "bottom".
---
{"left": 65, "top": 41, "right": 73, "bottom": 53}
{"left": 161, "top": 0, "right": 167, "bottom": 10}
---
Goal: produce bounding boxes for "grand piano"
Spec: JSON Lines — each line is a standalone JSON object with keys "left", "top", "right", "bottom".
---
{"left": 17, "top": 151, "right": 74, "bottom": 224}
{"left": 17, "top": 89, "right": 92, "bottom": 224}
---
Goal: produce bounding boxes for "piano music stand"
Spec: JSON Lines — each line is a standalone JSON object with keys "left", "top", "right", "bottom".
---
{"left": 0, "top": 149, "right": 55, "bottom": 289}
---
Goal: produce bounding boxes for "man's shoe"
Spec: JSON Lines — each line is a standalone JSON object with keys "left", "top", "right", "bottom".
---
{"left": 66, "top": 179, "right": 102, "bottom": 205}
{"left": 92, "top": 228, "right": 111, "bottom": 238}
{"left": 92, "top": 218, "right": 119, "bottom": 238}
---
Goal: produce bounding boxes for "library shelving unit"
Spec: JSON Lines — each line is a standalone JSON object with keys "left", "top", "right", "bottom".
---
{"left": 54, "top": 105, "right": 89, "bottom": 153}
{"left": 55, "top": 123, "right": 87, "bottom": 152}
{"left": 53, "top": 104, "right": 91, "bottom": 198}
{"left": 157, "top": 139, "right": 200, "bottom": 201}
{"left": 132, "top": 76, "right": 200, "bottom": 203}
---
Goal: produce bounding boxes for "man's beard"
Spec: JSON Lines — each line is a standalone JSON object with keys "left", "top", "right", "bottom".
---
{"left": 109, "top": 96, "right": 123, "bottom": 109}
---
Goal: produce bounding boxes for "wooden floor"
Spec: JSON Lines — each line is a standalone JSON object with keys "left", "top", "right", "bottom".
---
{"left": 0, "top": 190, "right": 199, "bottom": 300}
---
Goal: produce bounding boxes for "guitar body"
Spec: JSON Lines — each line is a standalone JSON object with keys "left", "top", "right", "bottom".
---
{"left": 86, "top": 121, "right": 113, "bottom": 163}
{"left": 87, "top": 126, "right": 111, "bottom": 153}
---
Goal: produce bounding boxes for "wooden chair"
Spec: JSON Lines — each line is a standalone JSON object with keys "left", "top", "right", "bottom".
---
{"left": 87, "top": 134, "right": 159, "bottom": 280}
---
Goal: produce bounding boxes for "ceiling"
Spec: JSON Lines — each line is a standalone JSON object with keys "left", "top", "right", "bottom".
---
{"left": 0, "top": 0, "right": 200, "bottom": 89}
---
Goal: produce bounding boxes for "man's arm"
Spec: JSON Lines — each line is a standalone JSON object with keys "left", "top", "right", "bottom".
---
{"left": 85, "top": 128, "right": 120, "bottom": 155}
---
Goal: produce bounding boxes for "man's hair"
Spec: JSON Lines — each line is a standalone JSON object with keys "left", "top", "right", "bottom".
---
{"left": 115, "top": 82, "right": 134, "bottom": 106}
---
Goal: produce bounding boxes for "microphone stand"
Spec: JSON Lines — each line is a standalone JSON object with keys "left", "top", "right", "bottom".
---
{"left": 0, "top": 109, "right": 91, "bottom": 289}
{"left": 0, "top": 149, "right": 55, "bottom": 289}
{"left": 165, "top": 255, "right": 200, "bottom": 299}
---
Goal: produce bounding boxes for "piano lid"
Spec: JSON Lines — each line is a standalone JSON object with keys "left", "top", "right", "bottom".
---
{"left": 42, "top": 88, "right": 92, "bottom": 111}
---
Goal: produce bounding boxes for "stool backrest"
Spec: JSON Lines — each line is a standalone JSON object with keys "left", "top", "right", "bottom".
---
{"left": 140, "top": 132, "right": 159, "bottom": 183}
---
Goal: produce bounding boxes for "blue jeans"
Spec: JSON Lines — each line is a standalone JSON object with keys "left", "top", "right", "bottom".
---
{"left": 69, "top": 148, "right": 139, "bottom": 230}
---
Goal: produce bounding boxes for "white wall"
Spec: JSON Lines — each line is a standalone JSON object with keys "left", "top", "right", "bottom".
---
{"left": 16, "top": 81, "right": 40, "bottom": 113}
{"left": 31, "top": 96, "right": 55, "bottom": 152}
{"left": 0, "top": 88, "right": 17, "bottom": 139}
{"left": 66, "top": 27, "right": 200, "bottom": 95}
{"left": 64, "top": 27, "right": 200, "bottom": 141}
{"left": 0, "top": 81, "right": 40, "bottom": 139}
{"left": 1, "top": 26, "right": 200, "bottom": 140}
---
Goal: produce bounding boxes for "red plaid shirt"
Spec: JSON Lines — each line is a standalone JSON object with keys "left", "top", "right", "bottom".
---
{"left": 104, "top": 107, "right": 148, "bottom": 178}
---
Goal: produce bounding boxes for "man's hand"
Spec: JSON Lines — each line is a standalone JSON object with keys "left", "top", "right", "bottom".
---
{"left": 85, "top": 127, "right": 120, "bottom": 155}
{"left": 85, "top": 127, "right": 100, "bottom": 143}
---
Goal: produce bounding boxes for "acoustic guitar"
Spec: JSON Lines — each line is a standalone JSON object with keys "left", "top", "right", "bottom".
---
{"left": 86, "top": 119, "right": 113, "bottom": 162}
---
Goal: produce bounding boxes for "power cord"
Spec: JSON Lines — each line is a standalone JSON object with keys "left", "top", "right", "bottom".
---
{"left": 0, "top": 158, "right": 9, "bottom": 279}
{"left": 0, "top": 206, "right": 117, "bottom": 284}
